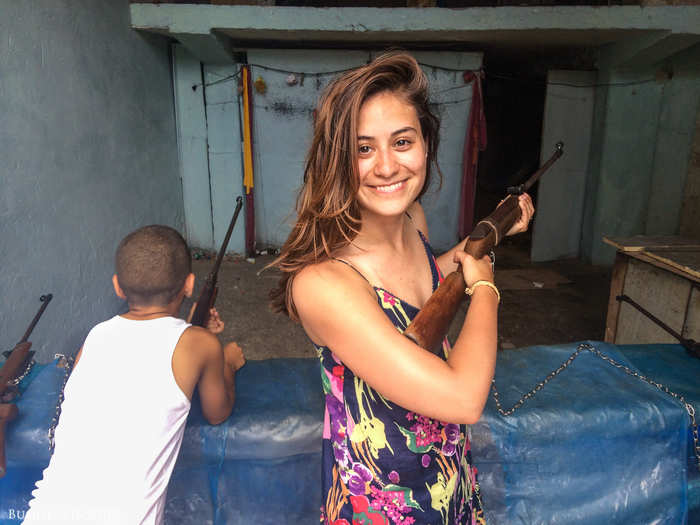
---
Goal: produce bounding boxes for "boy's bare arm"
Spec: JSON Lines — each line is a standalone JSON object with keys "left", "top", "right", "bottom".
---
{"left": 197, "top": 333, "right": 238, "bottom": 425}
{"left": 172, "top": 328, "right": 243, "bottom": 425}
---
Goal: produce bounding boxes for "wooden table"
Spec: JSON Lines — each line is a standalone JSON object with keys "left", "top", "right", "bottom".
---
{"left": 604, "top": 236, "right": 700, "bottom": 345}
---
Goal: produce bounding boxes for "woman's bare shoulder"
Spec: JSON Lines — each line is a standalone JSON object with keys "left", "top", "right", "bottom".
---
{"left": 293, "top": 258, "right": 369, "bottom": 301}
{"left": 292, "top": 258, "right": 375, "bottom": 345}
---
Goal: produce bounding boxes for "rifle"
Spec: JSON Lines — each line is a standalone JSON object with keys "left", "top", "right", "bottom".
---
{"left": 616, "top": 294, "right": 699, "bottom": 359}
{"left": 190, "top": 197, "right": 244, "bottom": 327}
{"left": 403, "top": 142, "right": 564, "bottom": 354}
{"left": 0, "top": 293, "right": 53, "bottom": 477}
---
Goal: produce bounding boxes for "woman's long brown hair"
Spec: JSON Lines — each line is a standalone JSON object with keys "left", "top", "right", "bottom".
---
{"left": 269, "top": 51, "right": 442, "bottom": 319}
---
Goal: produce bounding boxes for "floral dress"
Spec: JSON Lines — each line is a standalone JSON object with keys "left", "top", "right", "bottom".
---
{"left": 317, "top": 232, "right": 485, "bottom": 525}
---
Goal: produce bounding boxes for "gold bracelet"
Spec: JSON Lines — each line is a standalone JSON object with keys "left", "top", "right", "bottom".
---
{"left": 465, "top": 280, "right": 500, "bottom": 303}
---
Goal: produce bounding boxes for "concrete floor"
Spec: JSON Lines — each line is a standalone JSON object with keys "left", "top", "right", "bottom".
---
{"left": 186, "top": 236, "right": 612, "bottom": 361}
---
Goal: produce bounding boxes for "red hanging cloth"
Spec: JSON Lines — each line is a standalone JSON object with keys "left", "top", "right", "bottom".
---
{"left": 458, "top": 70, "right": 487, "bottom": 240}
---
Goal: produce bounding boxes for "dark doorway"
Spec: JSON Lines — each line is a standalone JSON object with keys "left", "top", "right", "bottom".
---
{"left": 473, "top": 53, "right": 547, "bottom": 255}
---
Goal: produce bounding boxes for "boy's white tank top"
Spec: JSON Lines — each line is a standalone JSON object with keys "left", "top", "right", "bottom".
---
{"left": 24, "top": 315, "right": 192, "bottom": 525}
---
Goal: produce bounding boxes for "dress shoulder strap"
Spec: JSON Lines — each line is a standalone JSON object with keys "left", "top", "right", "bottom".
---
{"left": 413, "top": 229, "right": 441, "bottom": 291}
{"left": 333, "top": 258, "right": 372, "bottom": 285}
{"left": 404, "top": 211, "right": 428, "bottom": 245}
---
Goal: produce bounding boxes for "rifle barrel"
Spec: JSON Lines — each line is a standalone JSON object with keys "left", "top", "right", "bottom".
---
{"left": 523, "top": 141, "right": 564, "bottom": 192}
{"left": 190, "top": 197, "right": 244, "bottom": 327}
{"left": 19, "top": 294, "right": 52, "bottom": 344}
{"left": 616, "top": 294, "right": 689, "bottom": 344}
{"left": 209, "top": 197, "right": 244, "bottom": 281}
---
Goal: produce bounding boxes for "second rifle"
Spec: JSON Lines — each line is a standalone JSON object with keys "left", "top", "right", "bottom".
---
{"left": 0, "top": 293, "right": 53, "bottom": 477}
{"left": 190, "top": 197, "right": 244, "bottom": 327}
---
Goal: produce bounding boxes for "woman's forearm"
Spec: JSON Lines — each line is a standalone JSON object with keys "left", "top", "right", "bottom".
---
{"left": 446, "top": 286, "right": 499, "bottom": 423}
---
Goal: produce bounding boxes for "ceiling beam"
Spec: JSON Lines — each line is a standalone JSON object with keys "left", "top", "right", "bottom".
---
{"left": 130, "top": 4, "right": 700, "bottom": 63}
{"left": 599, "top": 30, "right": 700, "bottom": 69}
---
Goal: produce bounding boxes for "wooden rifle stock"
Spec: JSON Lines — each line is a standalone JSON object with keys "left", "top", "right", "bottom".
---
{"left": 0, "top": 293, "right": 53, "bottom": 477}
{"left": 190, "top": 197, "right": 244, "bottom": 327}
{"left": 403, "top": 142, "right": 564, "bottom": 353}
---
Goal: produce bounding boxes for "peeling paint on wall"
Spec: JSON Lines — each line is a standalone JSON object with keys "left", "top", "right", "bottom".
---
{"left": 268, "top": 100, "right": 315, "bottom": 117}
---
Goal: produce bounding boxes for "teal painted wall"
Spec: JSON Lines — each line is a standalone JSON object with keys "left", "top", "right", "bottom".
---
{"left": 647, "top": 45, "right": 700, "bottom": 237}
{"left": 584, "top": 45, "right": 700, "bottom": 265}
{"left": 0, "top": 0, "right": 182, "bottom": 362}
{"left": 587, "top": 69, "right": 665, "bottom": 264}
{"left": 531, "top": 70, "right": 596, "bottom": 263}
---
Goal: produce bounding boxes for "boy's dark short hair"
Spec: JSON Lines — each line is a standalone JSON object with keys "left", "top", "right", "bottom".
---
{"left": 115, "top": 225, "right": 191, "bottom": 307}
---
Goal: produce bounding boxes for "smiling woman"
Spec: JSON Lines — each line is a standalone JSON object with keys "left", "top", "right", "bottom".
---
{"left": 270, "top": 51, "right": 534, "bottom": 524}
{"left": 356, "top": 92, "right": 427, "bottom": 220}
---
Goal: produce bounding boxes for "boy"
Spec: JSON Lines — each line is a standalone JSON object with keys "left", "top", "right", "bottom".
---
{"left": 23, "top": 225, "right": 245, "bottom": 524}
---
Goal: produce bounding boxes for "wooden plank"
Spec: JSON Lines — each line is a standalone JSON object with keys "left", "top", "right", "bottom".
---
{"left": 645, "top": 249, "right": 700, "bottom": 281}
{"left": 603, "top": 235, "right": 700, "bottom": 252}
{"left": 626, "top": 251, "right": 700, "bottom": 284}
{"left": 605, "top": 252, "right": 628, "bottom": 343}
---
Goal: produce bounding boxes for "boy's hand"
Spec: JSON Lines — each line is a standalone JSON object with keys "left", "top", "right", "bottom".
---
{"left": 224, "top": 341, "right": 246, "bottom": 372}
{"left": 186, "top": 304, "right": 225, "bottom": 334}
{"left": 206, "top": 308, "right": 225, "bottom": 334}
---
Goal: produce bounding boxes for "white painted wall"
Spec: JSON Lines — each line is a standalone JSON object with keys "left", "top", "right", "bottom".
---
{"left": 203, "top": 64, "right": 246, "bottom": 252}
{"left": 174, "top": 48, "right": 483, "bottom": 254}
{"left": 246, "top": 49, "right": 370, "bottom": 248}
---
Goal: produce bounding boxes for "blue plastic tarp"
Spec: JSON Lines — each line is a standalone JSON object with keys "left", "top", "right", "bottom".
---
{"left": 166, "top": 359, "right": 323, "bottom": 524}
{"left": 471, "top": 341, "right": 697, "bottom": 525}
{"left": 2, "top": 342, "right": 698, "bottom": 524}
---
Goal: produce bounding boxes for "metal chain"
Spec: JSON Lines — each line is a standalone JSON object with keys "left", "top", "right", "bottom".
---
{"left": 8, "top": 359, "right": 35, "bottom": 386}
{"left": 48, "top": 354, "right": 75, "bottom": 453}
{"left": 491, "top": 342, "right": 700, "bottom": 471}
